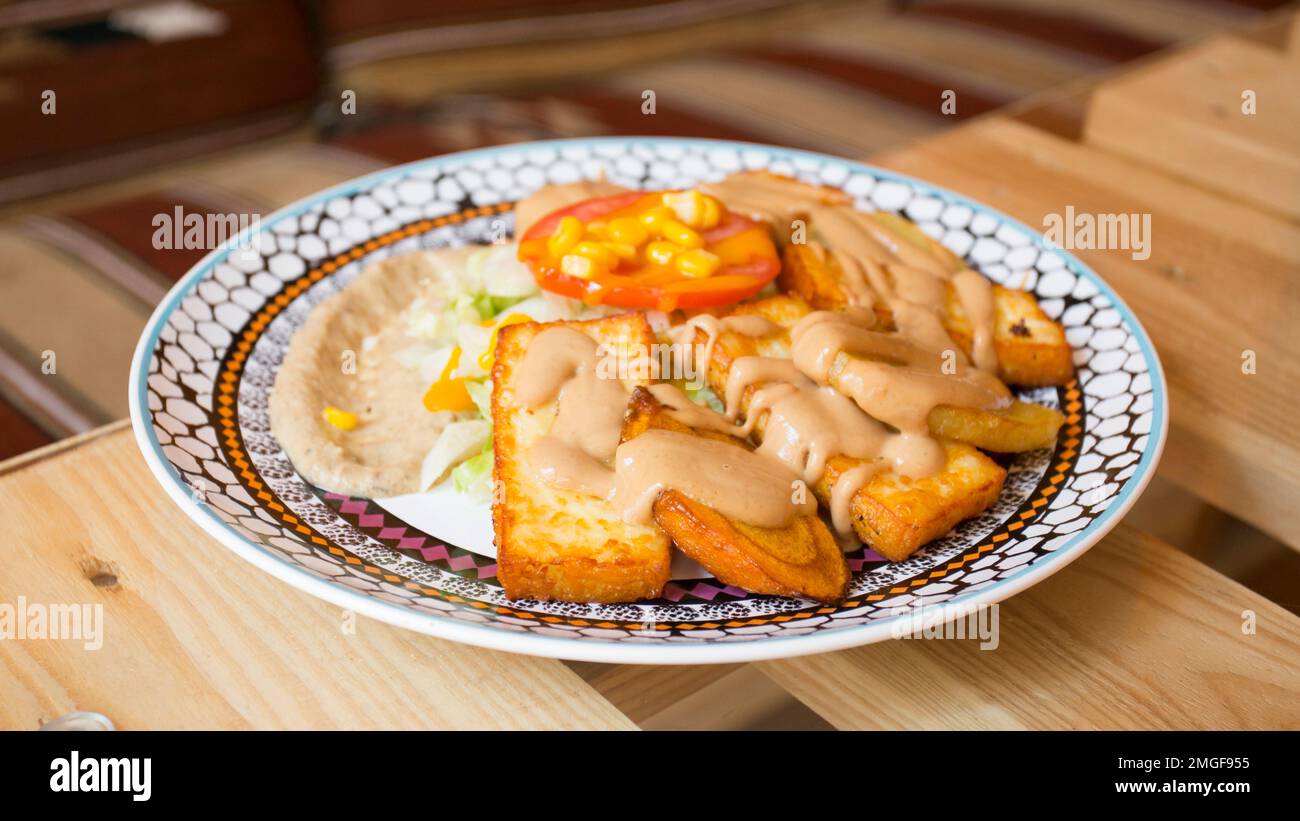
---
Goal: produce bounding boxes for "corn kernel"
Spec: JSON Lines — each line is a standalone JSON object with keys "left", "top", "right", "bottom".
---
{"left": 639, "top": 206, "right": 676, "bottom": 234}
{"left": 606, "top": 217, "right": 648, "bottom": 246}
{"left": 660, "top": 219, "right": 704, "bottom": 249}
{"left": 478, "top": 313, "right": 533, "bottom": 370}
{"left": 322, "top": 405, "right": 358, "bottom": 431}
{"left": 699, "top": 195, "right": 722, "bottom": 229}
{"left": 547, "top": 216, "right": 583, "bottom": 257}
{"left": 645, "top": 240, "right": 682, "bottom": 266}
{"left": 663, "top": 190, "right": 707, "bottom": 227}
{"left": 674, "top": 248, "right": 721, "bottom": 279}
{"left": 561, "top": 254, "right": 604, "bottom": 279}
{"left": 572, "top": 240, "right": 619, "bottom": 268}
{"left": 599, "top": 241, "right": 637, "bottom": 261}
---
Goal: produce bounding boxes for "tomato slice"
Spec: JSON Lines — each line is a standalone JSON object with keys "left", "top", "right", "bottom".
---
{"left": 518, "top": 191, "right": 780, "bottom": 311}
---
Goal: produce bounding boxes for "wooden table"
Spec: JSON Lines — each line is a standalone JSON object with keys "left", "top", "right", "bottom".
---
{"left": 4, "top": 24, "right": 1300, "bottom": 730}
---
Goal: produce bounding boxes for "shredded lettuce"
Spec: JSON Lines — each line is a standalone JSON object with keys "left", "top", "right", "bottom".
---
{"left": 464, "top": 377, "right": 493, "bottom": 418}
{"left": 451, "top": 440, "right": 493, "bottom": 498}
{"left": 419, "top": 419, "right": 491, "bottom": 491}
{"left": 685, "top": 383, "right": 725, "bottom": 414}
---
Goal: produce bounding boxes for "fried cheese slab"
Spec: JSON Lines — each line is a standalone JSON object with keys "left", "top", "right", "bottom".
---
{"left": 492, "top": 314, "right": 671, "bottom": 602}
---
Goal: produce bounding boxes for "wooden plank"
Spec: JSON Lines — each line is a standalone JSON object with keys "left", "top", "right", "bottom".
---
{"left": 0, "top": 429, "right": 635, "bottom": 730}
{"left": 871, "top": 118, "right": 1300, "bottom": 549}
{"left": 1084, "top": 36, "right": 1300, "bottom": 220}
{"left": 569, "top": 662, "right": 831, "bottom": 729}
{"left": 567, "top": 662, "right": 741, "bottom": 726}
{"left": 760, "top": 524, "right": 1300, "bottom": 729}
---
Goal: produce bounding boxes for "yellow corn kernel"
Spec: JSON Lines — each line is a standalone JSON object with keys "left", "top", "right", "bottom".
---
{"left": 585, "top": 220, "right": 608, "bottom": 237}
{"left": 639, "top": 206, "right": 677, "bottom": 234}
{"left": 662, "top": 190, "right": 723, "bottom": 229}
{"left": 423, "top": 347, "right": 476, "bottom": 412}
{"left": 571, "top": 240, "right": 619, "bottom": 268}
{"left": 660, "top": 219, "right": 704, "bottom": 249}
{"left": 561, "top": 254, "right": 604, "bottom": 279}
{"left": 674, "top": 248, "right": 721, "bottom": 279}
{"left": 601, "top": 241, "right": 638, "bottom": 261}
{"left": 322, "top": 405, "right": 358, "bottom": 431}
{"left": 663, "top": 190, "right": 707, "bottom": 228}
{"left": 478, "top": 313, "right": 533, "bottom": 370}
{"left": 699, "top": 195, "right": 722, "bottom": 229}
{"left": 606, "top": 217, "right": 648, "bottom": 246}
{"left": 547, "top": 216, "right": 584, "bottom": 257}
{"left": 645, "top": 240, "right": 682, "bottom": 266}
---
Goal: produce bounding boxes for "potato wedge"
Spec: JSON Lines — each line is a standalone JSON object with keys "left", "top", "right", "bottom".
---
{"left": 686, "top": 298, "right": 1009, "bottom": 562}
{"left": 816, "top": 443, "right": 1006, "bottom": 562}
{"left": 778, "top": 232, "right": 1073, "bottom": 386}
{"left": 928, "top": 399, "right": 1065, "bottom": 453}
{"left": 943, "top": 284, "right": 1073, "bottom": 387}
{"left": 623, "top": 387, "right": 850, "bottom": 603}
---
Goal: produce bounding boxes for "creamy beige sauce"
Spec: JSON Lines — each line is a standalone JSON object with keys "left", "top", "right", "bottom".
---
{"left": 829, "top": 462, "right": 885, "bottom": 537}
{"left": 517, "top": 327, "right": 813, "bottom": 529}
{"left": 679, "top": 305, "right": 1014, "bottom": 539}
{"left": 800, "top": 194, "right": 999, "bottom": 376}
{"left": 613, "top": 429, "right": 816, "bottom": 528}
{"left": 666, "top": 312, "right": 781, "bottom": 385}
{"left": 699, "top": 173, "right": 849, "bottom": 227}
{"left": 790, "top": 310, "right": 1010, "bottom": 433}
{"left": 513, "top": 178, "right": 629, "bottom": 237}
{"left": 646, "top": 383, "right": 743, "bottom": 437}
{"left": 953, "top": 268, "right": 998, "bottom": 372}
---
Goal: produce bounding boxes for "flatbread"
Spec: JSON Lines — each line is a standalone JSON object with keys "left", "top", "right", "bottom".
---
{"left": 269, "top": 248, "right": 475, "bottom": 498}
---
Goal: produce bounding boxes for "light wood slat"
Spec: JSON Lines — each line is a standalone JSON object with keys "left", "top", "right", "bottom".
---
{"left": 0, "top": 429, "right": 635, "bottom": 730}
{"left": 760, "top": 524, "right": 1300, "bottom": 729}
{"left": 566, "top": 662, "right": 741, "bottom": 725}
{"left": 1084, "top": 36, "right": 1300, "bottom": 220}
{"left": 871, "top": 117, "right": 1300, "bottom": 549}
{"left": 569, "top": 662, "right": 815, "bottom": 729}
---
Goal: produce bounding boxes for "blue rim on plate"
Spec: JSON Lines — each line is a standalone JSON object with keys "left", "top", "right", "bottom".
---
{"left": 129, "top": 137, "right": 1167, "bottom": 664}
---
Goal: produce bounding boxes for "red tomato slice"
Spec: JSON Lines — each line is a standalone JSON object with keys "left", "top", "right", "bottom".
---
{"left": 518, "top": 191, "right": 780, "bottom": 312}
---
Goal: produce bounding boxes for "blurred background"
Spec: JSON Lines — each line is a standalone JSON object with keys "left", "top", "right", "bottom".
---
{"left": 2, "top": 0, "right": 1298, "bottom": 695}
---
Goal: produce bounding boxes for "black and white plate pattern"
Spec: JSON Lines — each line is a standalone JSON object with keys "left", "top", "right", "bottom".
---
{"left": 129, "top": 138, "right": 1167, "bottom": 663}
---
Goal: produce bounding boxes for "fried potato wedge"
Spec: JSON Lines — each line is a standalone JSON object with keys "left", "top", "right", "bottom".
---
{"left": 928, "top": 399, "right": 1065, "bottom": 453}
{"left": 943, "top": 284, "right": 1073, "bottom": 387}
{"left": 623, "top": 388, "right": 849, "bottom": 603}
{"left": 815, "top": 443, "right": 1006, "bottom": 562}
{"left": 779, "top": 240, "right": 1073, "bottom": 387}
{"left": 492, "top": 314, "right": 671, "bottom": 603}
{"left": 688, "top": 296, "right": 1008, "bottom": 562}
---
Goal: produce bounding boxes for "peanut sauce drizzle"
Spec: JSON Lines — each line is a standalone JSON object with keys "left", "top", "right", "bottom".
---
{"left": 515, "top": 175, "right": 1010, "bottom": 545}
{"left": 516, "top": 327, "right": 815, "bottom": 529}
{"left": 703, "top": 173, "right": 999, "bottom": 374}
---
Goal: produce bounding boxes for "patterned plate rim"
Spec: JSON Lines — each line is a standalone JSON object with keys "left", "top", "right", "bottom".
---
{"left": 128, "top": 137, "right": 1168, "bottom": 664}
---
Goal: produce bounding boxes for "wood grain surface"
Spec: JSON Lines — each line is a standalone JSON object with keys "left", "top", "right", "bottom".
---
{"left": 1085, "top": 36, "right": 1300, "bottom": 220}
{"left": 0, "top": 430, "right": 634, "bottom": 730}
{"left": 760, "top": 525, "right": 1300, "bottom": 729}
